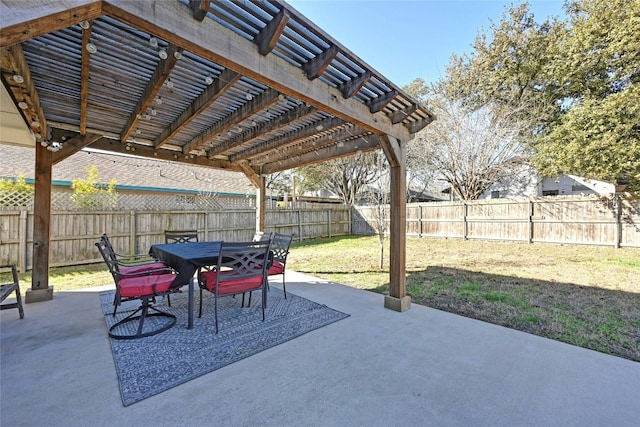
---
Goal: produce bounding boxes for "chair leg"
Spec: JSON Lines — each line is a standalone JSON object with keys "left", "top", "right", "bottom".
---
{"left": 282, "top": 272, "right": 287, "bottom": 299}
{"left": 108, "top": 298, "right": 176, "bottom": 340}
{"left": 198, "top": 288, "right": 204, "bottom": 318}
{"left": 214, "top": 292, "right": 219, "bottom": 334}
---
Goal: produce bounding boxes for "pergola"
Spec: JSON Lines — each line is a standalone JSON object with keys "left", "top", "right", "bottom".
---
{"left": 0, "top": 0, "right": 434, "bottom": 311}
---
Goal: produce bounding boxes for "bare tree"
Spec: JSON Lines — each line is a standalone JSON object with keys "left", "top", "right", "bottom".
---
{"left": 414, "top": 96, "right": 532, "bottom": 200}
{"left": 297, "top": 151, "right": 379, "bottom": 205}
{"left": 363, "top": 153, "right": 390, "bottom": 269}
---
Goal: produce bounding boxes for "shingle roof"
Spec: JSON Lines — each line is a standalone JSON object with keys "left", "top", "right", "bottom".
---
{"left": 0, "top": 144, "right": 254, "bottom": 196}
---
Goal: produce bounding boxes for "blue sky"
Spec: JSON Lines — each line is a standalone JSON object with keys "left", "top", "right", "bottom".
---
{"left": 286, "top": 0, "right": 566, "bottom": 87}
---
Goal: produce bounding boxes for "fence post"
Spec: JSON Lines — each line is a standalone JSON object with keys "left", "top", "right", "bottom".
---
{"left": 19, "top": 209, "right": 27, "bottom": 273}
{"left": 129, "top": 211, "right": 136, "bottom": 254}
{"left": 528, "top": 200, "right": 534, "bottom": 244}
{"left": 348, "top": 206, "right": 352, "bottom": 236}
{"left": 297, "top": 209, "right": 302, "bottom": 241}
{"left": 614, "top": 195, "right": 622, "bottom": 248}
{"left": 204, "top": 211, "right": 209, "bottom": 241}
{"left": 328, "top": 209, "right": 332, "bottom": 238}
{"left": 463, "top": 202, "right": 468, "bottom": 240}
{"left": 418, "top": 204, "right": 423, "bottom": 238}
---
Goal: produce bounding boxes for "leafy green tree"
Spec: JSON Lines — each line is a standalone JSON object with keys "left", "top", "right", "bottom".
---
{"left": 438, "top": 0, "right": 640, "bottom": 189}
{"left": 71, "top": 165, "right": 118, "bottom": 209}
{"left": 0, "top": 173, "right": 34, "bottom": 207}
{"left": 532, "top": 0, "right": 640, "bottom": 187}
{"left": 0, "top": 173, "right": 33, "bottom": 193}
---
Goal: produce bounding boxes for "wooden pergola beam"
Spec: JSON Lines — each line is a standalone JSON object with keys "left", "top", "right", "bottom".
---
{"left": 52, "top": 132, "right": 104, "bottom": 164}
{"left": 389, "top": 103, "right": 418, "bottom": 125}
{"left": 303, "top": 44, "right": 339, "bottom": 80}
{"left": 1, "top": 44, "right": 47, "bottom": 139}
{"left": 338, "top": 71, "right": 371, "bottom": 99}
{"left": 183, "top": 88, "right": 280, "bottom": 155}
{"left": 189, "top": 0, "right": 210, "bottom": 22}
{"left": 120, "top": 43, "right": 182, "bottom": 143}
{"left": 207, "top": 103, "right": 317, "bottom": 158}
{"left": 254, "top": 8, "right": 289, "bottom": 56}
{"left": 260, "top": 134, "right": 379, "bottom": 174}
{"left": 367, "top": 90, "right": 397, "bottom": 114}
{"left": 154, "top": 68, "right": 240, "bottom": 148}
{"left": 229, "top": 116, "right": 345, "bottom": 162}
{"left": 0, "top": 1, "right": 103, "bottom": 48}
{"left": 250, "top": 124, "right": 369, "bottom": 166}
{"left": 89, "top": 138, "right": 239, "bottom": 170}
{"left": 79, "top": 21, "right": 92, "bottom": 135}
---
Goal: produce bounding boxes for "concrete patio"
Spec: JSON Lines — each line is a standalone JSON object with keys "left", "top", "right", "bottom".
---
{"left": 1, "top": 270, "right": 638, "bottom": 426}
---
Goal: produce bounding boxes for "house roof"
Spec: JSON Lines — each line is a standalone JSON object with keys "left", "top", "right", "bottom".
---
{"left": 0, "top": 144, "right": 255, "bottom": 196}
{"left": 1, "top": 0, "right": 434, "bottom": 179}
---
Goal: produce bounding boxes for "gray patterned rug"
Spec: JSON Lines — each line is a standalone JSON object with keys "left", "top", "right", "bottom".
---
{"left": 99, "top": 287, "right": 349, "bottom": 406}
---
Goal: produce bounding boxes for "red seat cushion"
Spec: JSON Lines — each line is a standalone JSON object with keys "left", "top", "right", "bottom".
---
{"left": 268, "top": 260, "right": 284, "bottom": 275}
{"left": 118, "top": 273, "right": 176, "bottom": 298}
{"left": 120, "top": 262, "right": 168, "bottom": 276}
{"left": 200, "top": 270, "right": 263, "bottom": 295}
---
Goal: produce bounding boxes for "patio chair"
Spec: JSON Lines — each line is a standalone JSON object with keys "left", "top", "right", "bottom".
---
{"left": 0, "top": 264, "right": 24, "bottom": 319}
{"left": 198, "top": 240, "right": 271, "bottom": 333}
{"left": 268, "top": 233, "right": 294, "bottom": 299}
{"left": 101, "top": 234, "right": 168, "bottom": 275}
{"left": 252, "top": 231, "right": 273, "bottom": 242}
{"left": 96, "top": 239, "right": 180, "bottom": 340}
{"left": 165, "top": 230, "right": 198, "bottom": 244}
{"left": 100, "top": 234, "right": 171, "bottom": 308}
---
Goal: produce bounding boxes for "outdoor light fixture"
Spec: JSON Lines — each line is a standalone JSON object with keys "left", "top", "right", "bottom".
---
{"left": 204, "top": 75, "right": 214, "bottom": 85}
{"left": 31, "top": 120, "right": 40, "bottom": 128}
{"left": 158, "top": 49, "right": 168, "bottom": 59}
{"left": 149, "top": 37, "right": 158, "bottom": 47}
{"left": 174, "top": 51, "right": 182, "bottom": 60}
{"left": 278, "top": 94, "right": 285, "bottom": 101}
{"left": 337, "top": 141, "right": 344, "bottom": 148}
{"left": 150, "top": 107, "right": 157, "bottom": 116}
{"left": 12, "top": 73, "right": 24, "bottom": 84}
{"left": 316, "top": 125, "right": 323, "bottom": 131}
{"left": 79, "top": 20, "right": 90, "bottom": 29}
{"left": 86, "top": 43, "right": 97, "bottom": 54}
{"left": 17, "top": 101, "right": 28, "bottom": 109}
{"left": 245, "top": 91, "right": 253, "bottom": 100}
{"left": 155, "top": 96, "right": 162, "bottom": 105}
{"left": 166, "top": 78, "right": 174, "bottom": 89}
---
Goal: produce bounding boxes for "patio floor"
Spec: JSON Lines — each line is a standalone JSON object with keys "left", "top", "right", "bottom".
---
{"left": 1, "top": 271, "right": 638, "bottom": 426}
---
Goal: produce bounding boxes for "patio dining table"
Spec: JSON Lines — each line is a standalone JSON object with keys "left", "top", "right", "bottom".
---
{"left": 149, "top": 241, "right": 222, "bottom": 330}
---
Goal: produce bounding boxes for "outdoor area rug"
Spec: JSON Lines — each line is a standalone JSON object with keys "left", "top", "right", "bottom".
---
{"left": 99, "top": 287, "right": 349, "bottom": 406}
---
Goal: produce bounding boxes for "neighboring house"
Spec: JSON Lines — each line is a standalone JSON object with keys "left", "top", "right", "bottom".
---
{"left": 0, "top": 144, "right": 269, "bottom": 210}
{"left": 480, "top": 165, "right": 617, "bottom": 199}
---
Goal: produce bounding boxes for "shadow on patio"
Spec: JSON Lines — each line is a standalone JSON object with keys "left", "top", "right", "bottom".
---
{"left": 2, "top": 271, "right": 639, "bottom": 426}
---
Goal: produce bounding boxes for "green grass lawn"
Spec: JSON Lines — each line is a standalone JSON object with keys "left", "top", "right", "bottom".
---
{"left": 288, "top": 235, "right": 640, "bottom": 362}
{"left": 3, "top": 235, "right": 639, "bottom": 361}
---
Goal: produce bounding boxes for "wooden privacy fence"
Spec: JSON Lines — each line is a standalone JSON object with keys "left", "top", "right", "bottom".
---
{"left": 0, "top": 208, "right": 350, "bottom": 272}
{"left": 354, "top": 195, "right": 640, "bottom": 248}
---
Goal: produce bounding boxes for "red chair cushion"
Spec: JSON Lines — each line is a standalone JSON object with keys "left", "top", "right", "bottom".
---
{"left": 120, "top": 262, "right": 168, "bottom": 276}
{"left": 268, "top": 260, "right": 284, "bottom": 275}
{"left": 200, "top": 270, "right": 263, "bottom": 295}
{"left": 118, "top": 273, "right": 176, "bottom": 298}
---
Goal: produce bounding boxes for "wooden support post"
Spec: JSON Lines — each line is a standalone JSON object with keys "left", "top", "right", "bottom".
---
{"left": 379, "top": 135, "right": 410, "bottom": 312}
{"left": 26, "top": 142, "right": 54, "bottom": 303}
{"left": 255, "top": 175, "right": 266, "bottom": 232}
{"left": 19, "top": 210, "right": 27, "bottom": 273}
